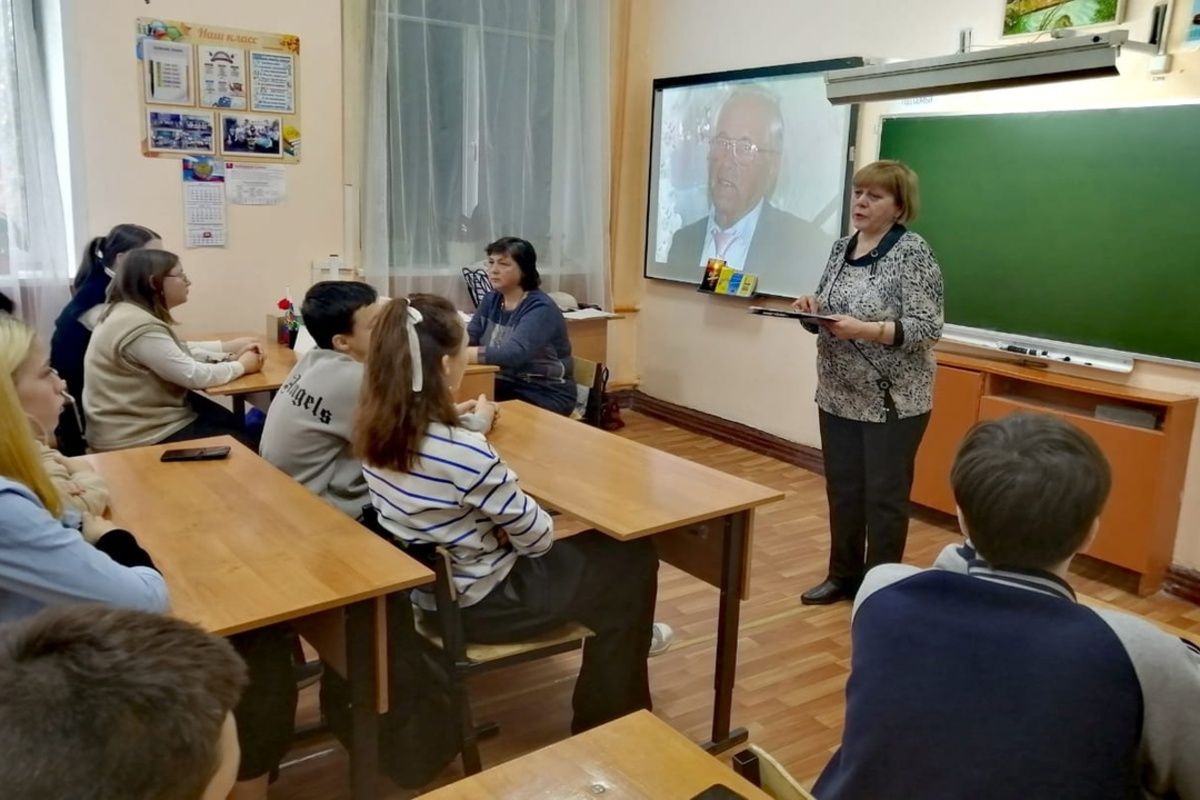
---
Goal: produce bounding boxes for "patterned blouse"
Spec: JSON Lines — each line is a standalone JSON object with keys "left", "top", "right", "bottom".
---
{"left": 809, "top": 226, "right": 944, "bottom": 423}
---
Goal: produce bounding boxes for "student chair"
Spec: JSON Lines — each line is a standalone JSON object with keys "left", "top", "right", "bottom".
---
{"left": 357, "top": 507, "right": 593, "bottom": 775}
{"left": 411, "top": 546, "right": 593, "bottom": 774}
{"left": 461, "top": 265, "right": 493, "bottom": 309}
{"left": 732, "top": 746, "right": 817, "bottom": 800}
{"left": 570, "top": 356, "right": 607, "bottom": 427}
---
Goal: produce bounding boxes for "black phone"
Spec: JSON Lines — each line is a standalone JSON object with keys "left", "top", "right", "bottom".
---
{"left": 690, "top": 786, "right": 748, "bottom": 800}
{"left": 160, "top": 446, "right": 231, "bottom": 462}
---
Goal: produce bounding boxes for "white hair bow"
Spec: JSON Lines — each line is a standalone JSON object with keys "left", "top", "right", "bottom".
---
{"left": 406, "top": 304, "right": 424, "bottom": 393}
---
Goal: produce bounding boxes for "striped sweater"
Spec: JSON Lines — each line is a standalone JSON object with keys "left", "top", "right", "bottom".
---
{"left": 362, "top": 421, "right": 553, "bottom": 608}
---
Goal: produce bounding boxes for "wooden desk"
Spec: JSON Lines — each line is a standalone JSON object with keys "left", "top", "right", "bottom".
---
{"left": 204, "top": 336, "right": 295, "bottom": 417}
{"left": 490, "top": 401, "right": 783, "bottom": 753}
{"left": 564, "top": 314, "right": 622, "bottom": 364}
{"left": 913, "top": 351, "right": 1197, "bottom": 594}
{"left": 420, "top": 710, "right": 771, "bottom": 800}
{"left": 458, "top": 364, "right": 499, "bottom": 403}
{"left": 83, "top": 437, "right": 433, "bottom": 800}
{"left": 193, "top": 331, "right": 498, "bottom": 417}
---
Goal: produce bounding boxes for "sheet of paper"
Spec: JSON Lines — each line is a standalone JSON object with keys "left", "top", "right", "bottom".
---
{"left": 225, "top": 162, "right": 286, "bottom": 205}
{"left": 563, "top": 308, "right": 619, "bottom": 320}
{"left": 182, "top": 157, "right": 226, "bottom": 248}
{"left": 142, "top": 39, "right": 193, "bottom": 105}
{"left": 293, "top": 326, "right": 317, "bottom": 355}
{"left": 250, "top": 51, "right": 295, "bottom": 113}
{"left": 199, "top": 45, "right": 246, "bottom": 109}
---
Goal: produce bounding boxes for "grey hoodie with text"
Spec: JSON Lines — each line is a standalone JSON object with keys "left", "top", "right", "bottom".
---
{"left": 260, "top": 349, "right": 367, "bottom": 518}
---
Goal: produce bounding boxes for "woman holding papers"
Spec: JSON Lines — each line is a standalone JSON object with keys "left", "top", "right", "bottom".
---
{"left": 793, "top": 160, "right": 944, "bottom": 605}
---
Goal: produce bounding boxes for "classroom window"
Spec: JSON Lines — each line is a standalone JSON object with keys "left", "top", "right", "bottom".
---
{"left": 366, "top": 0, "right": 609, "bottom": 305}
{"left": 0, "top": 0, "right": 72, "bottom": 337}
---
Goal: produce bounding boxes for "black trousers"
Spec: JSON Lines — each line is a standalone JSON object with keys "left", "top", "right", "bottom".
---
{"left": 162, "top": 392, "right": 260, "bottom": 450}
{"left": 459, "top": 532, "right": 658, "bottom": 733}
{"left": 228, "top": 625, "right": 299, "bottom": 781}
{"left": 819, "top": 407, "right": 930, "bottom": 588}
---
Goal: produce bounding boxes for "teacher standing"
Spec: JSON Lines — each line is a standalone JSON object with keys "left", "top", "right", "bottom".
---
{"left": 794, "top": 160, "right": 944, "bottom": 605}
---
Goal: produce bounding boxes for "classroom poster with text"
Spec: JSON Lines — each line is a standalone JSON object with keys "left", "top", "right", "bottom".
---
{"left": 136, "top": 18, "right": 302, "bottom": 164}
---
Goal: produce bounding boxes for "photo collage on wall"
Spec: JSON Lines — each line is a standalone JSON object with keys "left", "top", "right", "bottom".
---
{"left": 137, "top": 18, "right": 301, "bottom": 163}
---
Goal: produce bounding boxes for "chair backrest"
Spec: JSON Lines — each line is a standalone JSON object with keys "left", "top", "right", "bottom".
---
{"left": 733, "top": 746, "right": 815, "bottom": 800}
{"left": 570, "top": 356, "right": 606, "bottom": 427}
{"left": 427, "top": 546, "right": 470, "bottom": 663}
{"left": 461, "top": 265, "right": 492, "bottom": 309}
{"left": 356, "top": 504, "right": 467, "bottom": 659}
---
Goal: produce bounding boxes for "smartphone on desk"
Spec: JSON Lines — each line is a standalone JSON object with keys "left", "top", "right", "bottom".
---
{"left": 160, "top": 446, "right": 231, "bottom": 462}
{"left": 690, "top": 786, "right": 748, "bottom": 800}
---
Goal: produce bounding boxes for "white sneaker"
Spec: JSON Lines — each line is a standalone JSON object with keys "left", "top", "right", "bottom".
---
{"left": 649, "top": 622, "right": 675, "bottom": 656}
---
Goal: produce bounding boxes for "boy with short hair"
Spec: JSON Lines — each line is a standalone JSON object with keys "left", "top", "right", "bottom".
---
{"left": 815, "top": 413, "right": 1200, "bottom": 800}
{"left": 262, "top": 281, "right": 498, "bottom": 516}
{"left": 260, "top": 280, "right": 381, "bottom": 516}
{"left": 0, "top": 605, "right": 247, "bottom": 800}
{"left": 261, "top": 283, "right": 673, "bottom": 655}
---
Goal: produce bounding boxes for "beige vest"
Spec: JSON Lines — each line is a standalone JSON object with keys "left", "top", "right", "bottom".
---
{"left": 83, "top": 302, "right": 195, "bottom": 450}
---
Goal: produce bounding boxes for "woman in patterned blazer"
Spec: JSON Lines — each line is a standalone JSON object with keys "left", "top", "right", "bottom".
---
{"left": 793, "top": 160, "right": 944, "bottom": 605}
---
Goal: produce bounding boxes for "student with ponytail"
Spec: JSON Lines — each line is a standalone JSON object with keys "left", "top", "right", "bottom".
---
{"left": 50, "top": 224, "right": 161, "bottom": 453}
{"left": 356, "top": 294, "right": 661, "bottom": 733}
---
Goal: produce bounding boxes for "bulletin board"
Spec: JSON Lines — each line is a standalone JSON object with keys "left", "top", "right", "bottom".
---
{"left": 136, "top": 18, "right": 301, "bottom": 164}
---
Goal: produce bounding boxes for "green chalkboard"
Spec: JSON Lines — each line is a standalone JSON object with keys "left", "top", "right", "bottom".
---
{"left": 879, "top": 106, "right": 1200, "bottom": 363}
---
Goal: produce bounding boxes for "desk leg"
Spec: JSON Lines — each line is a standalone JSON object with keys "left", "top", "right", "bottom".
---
{"left": 702, "top": 510, "right": 749, "bottom": 754}
{"left": 346, "top": 599, "right": 380, "bottom": 800}
{"left": 231, "top": 395, "right": 246, "bottom": 422}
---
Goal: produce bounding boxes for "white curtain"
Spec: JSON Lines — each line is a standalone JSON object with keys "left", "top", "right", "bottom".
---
{"left": 0, "top": 0, "right": 69, "bottom": 339}
{"left": 363, "top": 0, "right": 610, "bottom": 308}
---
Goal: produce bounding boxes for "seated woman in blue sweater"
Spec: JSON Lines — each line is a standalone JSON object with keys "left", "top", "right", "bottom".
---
{"left": 50, "top": 223, "right": 161, "bottom": 454}
{"left": 467, "top": 237, "right": 575, "bottom": 415}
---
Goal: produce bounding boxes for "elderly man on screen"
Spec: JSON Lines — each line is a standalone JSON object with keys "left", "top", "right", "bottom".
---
{"left": 667, "top": 89, "right": 826, "bottom": 273}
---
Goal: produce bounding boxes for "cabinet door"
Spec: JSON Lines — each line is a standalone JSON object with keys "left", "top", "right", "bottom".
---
{"left": 977, "top": 396, "right": 1164, "bottom": 572}
{"left": 912, "top": 366, "right": 984, "bottom": 515}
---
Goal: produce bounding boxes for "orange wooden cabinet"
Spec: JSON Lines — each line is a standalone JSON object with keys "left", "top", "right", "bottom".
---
{"left": 913, "top": 352, "right": 1197, "bottom": 595}
{"left": 912, "top": 366, "right": 984, "bottom": 514}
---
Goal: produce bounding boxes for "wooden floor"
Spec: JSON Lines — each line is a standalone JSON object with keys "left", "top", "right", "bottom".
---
{"left": 274, "top": 410, "right": 1200, "bottom": 799}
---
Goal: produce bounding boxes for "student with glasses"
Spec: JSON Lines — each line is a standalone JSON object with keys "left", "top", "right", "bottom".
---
{"left": 666, "top": 88, "right": 827, "bottom": 275}
{"left": 82, "top": 249, "right": 266, "bottom": 451}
